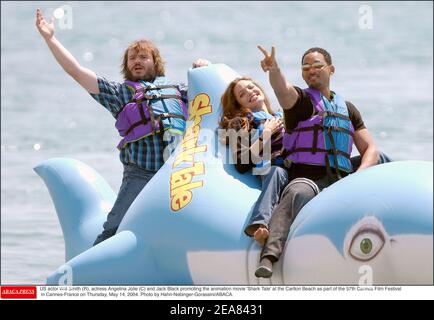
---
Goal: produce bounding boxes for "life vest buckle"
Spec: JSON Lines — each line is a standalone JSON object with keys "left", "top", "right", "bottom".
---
{"left": 150, "top": 93, "right": 161, "bottom": 100}
{"left": 284, "top": 158, "right": 292, "bottom": 169}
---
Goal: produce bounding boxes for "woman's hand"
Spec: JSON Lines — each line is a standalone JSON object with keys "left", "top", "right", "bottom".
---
{"left": 36, "top": 8, "right": 55, "bottom": 41}
{"left": 227, "top": 117, "right": 250, "bottom": 131}
{"left": 263, "top": 117, "right": 283, "bottom": 135}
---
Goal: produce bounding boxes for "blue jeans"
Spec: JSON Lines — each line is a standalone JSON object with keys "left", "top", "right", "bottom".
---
{"left": 93, "top": 163, "right": 155, "bottom": 246}
{"left": 244, "top": 166, "right": 290, "bottom": 237}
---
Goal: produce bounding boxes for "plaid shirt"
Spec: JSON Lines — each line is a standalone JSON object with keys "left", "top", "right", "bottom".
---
{"left": 90, "top": 76, "right": 188, "bottom": 172}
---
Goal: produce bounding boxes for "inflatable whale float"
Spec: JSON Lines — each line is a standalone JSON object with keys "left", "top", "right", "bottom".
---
{"left": 35, "top": 64, "right": 433, "bottom": 285}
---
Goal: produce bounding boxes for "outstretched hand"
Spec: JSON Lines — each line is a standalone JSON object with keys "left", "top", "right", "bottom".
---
{"left": 36, "top": 8, "right": 54, "bottom": 40}
{"left": 257, "top": 45, "right": 278, "bottom": 72}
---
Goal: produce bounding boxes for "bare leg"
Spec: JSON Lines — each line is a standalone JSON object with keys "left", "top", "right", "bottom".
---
{"left": 253, "top": 225, "right": 269, "bottom": 246}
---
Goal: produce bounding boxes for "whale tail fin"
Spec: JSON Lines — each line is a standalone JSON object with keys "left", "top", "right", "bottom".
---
{"left": 34, "top": 158, "right": 116, "bottom": 260}
{"left": 46, "top": 231, "right": 164, "bottom": 285}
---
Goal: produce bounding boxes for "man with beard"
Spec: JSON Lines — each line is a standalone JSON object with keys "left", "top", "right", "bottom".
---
{"left": 36, "top": 9, "right": 209, "bottom": 245}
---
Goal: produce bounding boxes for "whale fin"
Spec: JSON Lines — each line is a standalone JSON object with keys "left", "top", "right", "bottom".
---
{"left": 46, "top": 231, "right": 164, "bottom": 285}
{"left": 34, "top": 157, "right": 116, "bottom": 260}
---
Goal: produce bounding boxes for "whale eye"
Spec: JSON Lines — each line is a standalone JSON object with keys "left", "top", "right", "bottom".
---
{"left": 349, "top": 229, "right": 384, "bottom": 261}
{"left": 360, "top": 238, "right": 372, "bottom": 254}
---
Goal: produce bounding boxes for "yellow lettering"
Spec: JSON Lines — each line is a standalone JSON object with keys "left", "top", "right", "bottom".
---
{"left": 170, "top": 162, "right": 205, "bottom": 190}
{"left": 173, "top": 146, "right": 207, "bottom": 168}
{"left": 182, "top": 125, "right": 200, "bottom": 149}
{"left": 169, "top": 93, "right": 213, "bottom": 212}
{"left": 181, "top": 136, "right": 198, "bottom": 151}
{"left": 171, "top": 181, "right": 204, "bottom": 211}
{"left": 189, "top": 93, "right": 212, "bottom": 120}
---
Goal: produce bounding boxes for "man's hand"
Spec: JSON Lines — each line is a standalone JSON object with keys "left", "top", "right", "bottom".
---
{"left": 192, "top": 58, "right": 211, "bottom": 68}
{"left": 258, "top": 44, "right": 299, "bottom": 110}
{"left": 35, "top": 7, "right": 99, "bottom": 94}
{"left": 258, "top": 45, "right": 278, "bottom": 72}
{"left": 36, "top": 8, "right": 54, "bottom": 41}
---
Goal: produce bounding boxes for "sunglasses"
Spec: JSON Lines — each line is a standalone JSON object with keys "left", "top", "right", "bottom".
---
{"left": 301, "top": 62, "right": 329, "bottom": 72}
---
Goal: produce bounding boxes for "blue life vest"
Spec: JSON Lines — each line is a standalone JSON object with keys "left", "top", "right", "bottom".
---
{"left": 250, "top": 111, "right": 285, "bottom": 169}
{"left": 115, "top": 77, "right": 188, "bottom": 150}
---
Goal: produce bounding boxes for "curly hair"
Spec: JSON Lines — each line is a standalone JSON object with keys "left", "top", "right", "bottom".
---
{"left": 219, "top": 77, "right": 273, "bottom": 132}
{"left": 121, "top": 39, "right": 165, "bottom": 81}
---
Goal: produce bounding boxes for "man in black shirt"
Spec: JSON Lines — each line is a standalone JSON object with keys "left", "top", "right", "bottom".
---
{"left": 254, "top": 45, "right": 389, "bottom": 278}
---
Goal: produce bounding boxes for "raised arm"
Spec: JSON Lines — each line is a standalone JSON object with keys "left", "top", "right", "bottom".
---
{"left": 35, "top": 8, "right": 99, "bottom": 94}
{"left": 257, "top": 45, "right": 299, "bottom": 110}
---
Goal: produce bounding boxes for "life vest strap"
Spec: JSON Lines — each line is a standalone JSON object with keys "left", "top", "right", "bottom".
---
{"left": 286, "top": 147, "right": 351, "bottom": 159}
{"left": 325, "top": 154, "right": 343, "bottom": 181}
{"left": 312, "top": 124, "right": 319, "bottom": 154}
{"left": 146, "top": 101, "right": 157, "bottom": 132}
{"left": 291, "top": 124, "right": 355, "bottom": 137}
{"left": 125, "top": 119, "right": 150, "bottom": 136}
{"left": 143, "top": 84, "right": 180, "bottom": 91}
{"left": 132, "top": 93, "right": 181, "bottom": 102}
{"left": 317, "top": 111, "right": 351, "bottom": 121}
{"left": 127, "top": 83, "right": 180, "bottom": 92}
{"left": 157, "top": 113, "right": 186, "bottom": 121}
{"left": 326, "top": 129, "right": 342, "bottom": 179}
{"left": 327, "top": 126, "right": 354, "bottom": 137}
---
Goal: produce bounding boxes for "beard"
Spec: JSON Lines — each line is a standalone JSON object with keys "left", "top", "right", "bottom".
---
{"left": 126, "top": 68, "right": 156, "bottom": 82}
{"left": 306, "top": 77, "right": 325, "bottom": 90}
{"left": 308, "top": 82, "right": 321, "bottom": 89}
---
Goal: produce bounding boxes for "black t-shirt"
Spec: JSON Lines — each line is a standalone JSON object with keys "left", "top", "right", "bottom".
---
{"left": 285, "top": 87, "right": 365, "bottom": 131}
{"left": 283, "top": 86, "right": 366, "bottom": 181}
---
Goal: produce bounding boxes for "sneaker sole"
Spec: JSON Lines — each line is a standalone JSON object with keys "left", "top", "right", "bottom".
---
{"left": 255, "top": 266, "right": 273, "bottom": 278}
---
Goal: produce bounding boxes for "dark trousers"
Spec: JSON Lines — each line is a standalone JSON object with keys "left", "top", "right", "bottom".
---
{"left": 93, "top": 163, "right": 155, "bottom": 246}
{"left": 260, "top": 152, "right": 392, "bottom": 261}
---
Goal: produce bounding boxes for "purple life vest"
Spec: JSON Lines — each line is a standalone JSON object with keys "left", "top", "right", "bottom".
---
{"left": 115, "top": 77, "right": 188, "bottom": 150}
{"left": 282, "top": 87, "right": 354, "bottom": 175}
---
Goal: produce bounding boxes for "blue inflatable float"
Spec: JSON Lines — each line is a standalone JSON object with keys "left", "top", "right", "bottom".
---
{"left": 35, "top": 64, "right": 433, "bottom": 285}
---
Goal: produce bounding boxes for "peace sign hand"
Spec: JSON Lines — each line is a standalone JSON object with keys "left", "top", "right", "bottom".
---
{"left": 257, "top": 45, "right": 278, "bottom": 72}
